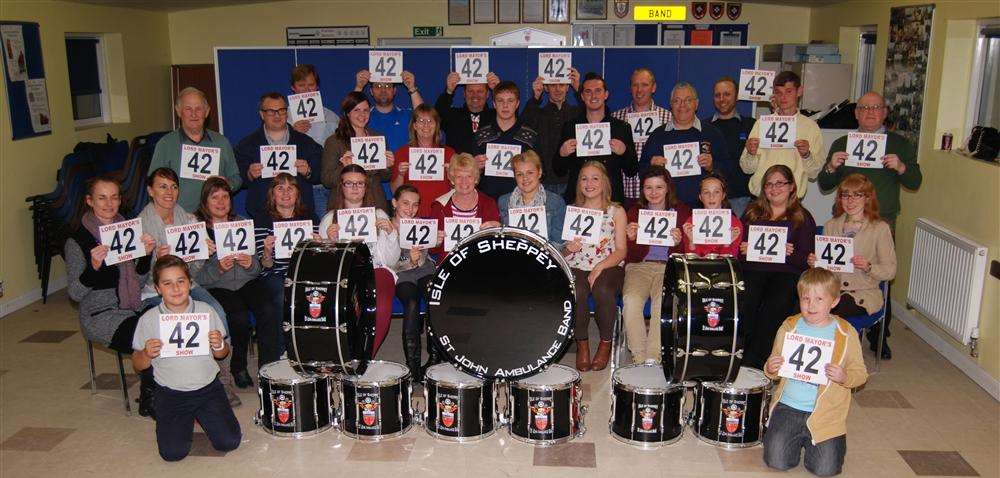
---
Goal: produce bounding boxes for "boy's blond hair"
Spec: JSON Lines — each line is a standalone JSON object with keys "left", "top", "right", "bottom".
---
{"left": 797, "top": 267, "right": 840, "bottom": 298}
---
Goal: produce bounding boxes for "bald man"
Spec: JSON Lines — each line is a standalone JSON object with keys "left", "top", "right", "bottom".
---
{"left": 149, "top": 87, "right": 242, "bottom": 212}
{"left": 818, "top": 91, "right": 922, "bottom": 360}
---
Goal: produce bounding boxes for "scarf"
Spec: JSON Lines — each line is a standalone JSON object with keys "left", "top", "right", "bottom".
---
{"left": 82, "top": 211, "right": 141, "bottom": 310}
{"left": 509, "top": 186, "right": 547, "bottom": 209}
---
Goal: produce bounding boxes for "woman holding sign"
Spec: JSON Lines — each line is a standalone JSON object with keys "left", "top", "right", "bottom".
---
{"left": 808, "top": 174, "right": 896, "bottom": 355}
{"left": 321, "top": 92, "right": 395, "bottom": 212}
{"left": 739, "top": 164, "right": 816, "bottom": 369}
{"left": 194, "top": 177, "right": 279, "bottom": 388}
{"left": 622, "top": 166, "right": 689, "bottom": 364}
{"left": 139, "top": 168, "right": 241, "bottom": 405}
{"left": 498, "top": 151, "right": 566, "bottom": 247}
{"left": 429, "top": 153, "right": 501, "bottom": 258}
{"left": 318, "top": 164, "right": 397, "bottom": 355}
{"left": 66, "top": 175, "right": 157, "bottom": 415}
{"left": 562, "top": 161, "right": 627, "bottom": 372}
{"left": 390, "top": 104, "right": 455, "bottom": 217}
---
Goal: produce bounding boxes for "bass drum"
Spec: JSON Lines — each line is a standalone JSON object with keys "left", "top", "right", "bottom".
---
{"left": 284, "top": 240, "right": 376, "bottom": 376}
{"left": 661, "top": 254, "right": 744, "bottom": 384}
{"left": 427, "top": 227, "right": 575, "bottom": 381}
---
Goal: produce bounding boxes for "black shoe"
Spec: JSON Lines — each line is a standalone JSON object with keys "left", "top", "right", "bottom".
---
{"left": 138, "top": 368, "right": 156, "bottom": 419}
{"left": 880, "top": 342, "right": 892, "bottom": 360}
{"left": 232, "top": 370, "right": 253, "bottom": 389}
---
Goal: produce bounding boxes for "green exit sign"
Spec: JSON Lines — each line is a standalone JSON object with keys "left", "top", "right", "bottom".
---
{"left": 413, "top": 26, "right": 443, "bottom": 37}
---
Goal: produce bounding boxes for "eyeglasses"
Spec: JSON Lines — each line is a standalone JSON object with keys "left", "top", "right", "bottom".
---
{"left": 671, "top": 97, "right": 696, "bottom": 106}
{"left": 261, "top": 108, "right": 288, "bottom": 116}
{"left": 856, "top": 104, "right": 885, "bottom": 112}
{"left": 839, "top": 192, "right": 867, "bottom": 200}
{"left": 764, "top": 181, "right": 790, "bottom": 189}
{"left": 371, "top": 83, "right": 395, "bottom": 90}
{"left": 415, "top": 118, "right": 435, "bottom": 125}
{"left": 342, "top": 181, "right": 366, "bottom": 189}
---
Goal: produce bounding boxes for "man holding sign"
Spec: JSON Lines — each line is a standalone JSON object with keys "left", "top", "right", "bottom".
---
{"left": 762, "top": 268, "right": 867, "bottom": 477}
{"left": 611, "top": 68, "right": 673, "bottom": 208}
{"left": 557, "top": 72, "right": 637, "bottom": 204}
{"left": 740, "top": 71, "right": 825, "bottom": 199}
{"left": 640, "top": 82, "right": 729, "bottom": 206}
{"left": 707, "top": 76, "right": 755, "bottom": 217}
{"left": 235, "top": 92, "right": 323, "bottom": 223}
{"left": 149, "top": 87, "right": 242, "bottom": 212}
{"left": 522, "top": 66, "right": 581, "bottom": 196}
{"left": 355, "top": 65, "right": 425, "bottom": 152}
{"left": 435, "top": 62, "right": 500, "bottom": 155}
{"left": 289, "top": 64, "right": 340, "bottom": 216}
{"left": 473, "top": 81, "right": 539, "bottom": 199}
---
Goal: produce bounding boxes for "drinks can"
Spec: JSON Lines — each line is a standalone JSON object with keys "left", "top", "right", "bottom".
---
{"left": 941, "top": 133, "right": 953, "bottom": 150}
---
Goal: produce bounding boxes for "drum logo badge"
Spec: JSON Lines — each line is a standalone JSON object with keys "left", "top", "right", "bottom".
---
{"left": 360, "top": 396, "right": 379, "bottom": 426}
{"left": 639, "top": 407, "right": 657, "bottom": 431}
{"left": 705, "top": 300, "right": 723, "bottom": 328}
{"left": 272, "top": 392, "right": 294, "bottom": 425}
{"left": 530, "top": 400, "right": 552, "bottom": 432}
{"left": 723, "top": 403, "right": 744, "bottom": 434}
{"left": 304, "top": 288, "right": 327, "bottom": 321}
{"left": 439, "top": 397, "right": 459, "bottom": 428}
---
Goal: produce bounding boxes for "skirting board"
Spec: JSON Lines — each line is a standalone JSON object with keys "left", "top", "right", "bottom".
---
{"left": 893, "top": 299, "right": 1000, "bottom": 401}
{"left": 0, "top": 276, "right": 67, "bottom": 318}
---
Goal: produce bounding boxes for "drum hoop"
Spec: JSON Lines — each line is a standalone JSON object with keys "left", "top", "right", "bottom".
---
{"left": 511, "top": 365, "right": 580, "bottom": 391}
{"left": 425, "top": 376, "right": 486, "bottom": 389}
{"left": 612, "top": 364, "right": 681, "bottom": 393}
{"left": 333, "top": 244, "right": 350, "bottom": 371}
{"left": 261, "top": 371, "right": 329, "bottom": 386}
{"left": 701, "top": 380, "right": 770, "bottom": 394}
{"left": 342, "top": 360, "right": 411, "bottom": 387}
{"left": 288, "top": 239, "right": 309, "bottom": 374}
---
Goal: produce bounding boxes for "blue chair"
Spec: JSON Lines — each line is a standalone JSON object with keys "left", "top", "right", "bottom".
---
{"left": 843, "top": 281, "right": 888, "bottom": 374}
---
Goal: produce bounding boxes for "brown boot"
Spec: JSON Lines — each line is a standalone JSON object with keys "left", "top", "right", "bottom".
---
{"left": 575, "top": 340, "right": 591, "bottom": 372}
{"left": 591, "top": 340, "right": 613, "bottom": 371}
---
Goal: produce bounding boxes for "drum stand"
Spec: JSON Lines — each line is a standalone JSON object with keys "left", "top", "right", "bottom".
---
{"left": 611, "top": 306, "right": 625, "bottom": 373}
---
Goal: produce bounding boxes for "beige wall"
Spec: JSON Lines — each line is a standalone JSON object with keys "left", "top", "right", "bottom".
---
{"left": 0, "top": 0, "right": 172, "bottom": 310}
{"left": 167, "top": 1, "right": 811, "bottom": 65}
{"left": 811, "top": 0, "right": 1000, "bottom": 380}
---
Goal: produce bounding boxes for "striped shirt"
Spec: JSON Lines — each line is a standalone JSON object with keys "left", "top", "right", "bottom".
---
{"left": 255, "top": 214, "right": 317, "bottom": 278}
{"left": 611, "top": 104, "right": 673, "bottom": 200}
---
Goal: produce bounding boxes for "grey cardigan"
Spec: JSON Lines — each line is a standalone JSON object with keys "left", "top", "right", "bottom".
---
{"left": 195, "top": 216, "right": 263, "bottom": 290}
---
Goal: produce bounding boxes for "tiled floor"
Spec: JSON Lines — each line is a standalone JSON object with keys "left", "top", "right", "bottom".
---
{"left": 2, "top": 290, "right": 997, "bottom": 477}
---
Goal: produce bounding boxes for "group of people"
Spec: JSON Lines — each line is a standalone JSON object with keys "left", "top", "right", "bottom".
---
{"left": 66, "top": 60, "right": 921, "bottom": 473}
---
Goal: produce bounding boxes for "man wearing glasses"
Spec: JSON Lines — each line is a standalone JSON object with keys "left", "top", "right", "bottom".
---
{"left": 639, "top": 82, "right": 729, "bottom": 206}
{"left": 354, "top": 68, "right": 424, "bottom": 153}
{"left": 149, "top": 87, "right": 243, "bottom": 212}
{"left": 234, "top": 92, "right": 323, "bottom": 223}
{"left": 740, "top": 71, "right": 825, "bottom": 198}
{"left": 817, "top": 91, "right": 922, "bottom": 360}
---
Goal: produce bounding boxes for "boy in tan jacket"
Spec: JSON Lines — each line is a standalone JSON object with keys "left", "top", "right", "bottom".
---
{"left": 763, "top": 268, "right": 868, "bottom": 476}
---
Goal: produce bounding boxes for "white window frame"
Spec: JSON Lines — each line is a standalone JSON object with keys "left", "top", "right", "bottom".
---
{"left": 854, "top": 25, "right": 877, "bottom": 99}
{"left": 964, "top": 18, "right": 1000, "bottom": 140}
{"left": 66, "top": 33, "right": 111, "bottom": 128}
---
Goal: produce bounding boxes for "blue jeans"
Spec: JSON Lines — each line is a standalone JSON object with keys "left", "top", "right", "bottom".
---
{"left": 259, "top": 273, "right": 287, "bottom": 357}
{"left": 142, "top": 286, "right": 230, "bottom": 335}
{"left": 730, "top": 196, "right": 752, "bottom": 219}
{"left": 764, "top": 403, "right": 847, "bottom": 476}
{"left": 154, "top": 378, "right": 241, "bottom": 461}
{"left": 543, "top": 182, "right": 567, "bottom": 196}
{"left": 312, "top": 184, "right": 330, "bottom": 218}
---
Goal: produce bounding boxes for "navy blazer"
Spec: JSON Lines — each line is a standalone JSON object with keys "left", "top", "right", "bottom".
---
{"left": 234, "top": 126, "right": 323, "bottom": 223}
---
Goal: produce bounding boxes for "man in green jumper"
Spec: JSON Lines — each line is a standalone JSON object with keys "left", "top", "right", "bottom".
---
{"left": 818, "top": 91, "right": 923, "bottom": 359}
{"left": 148, "top": 87, "right": 242, "bottom": 212}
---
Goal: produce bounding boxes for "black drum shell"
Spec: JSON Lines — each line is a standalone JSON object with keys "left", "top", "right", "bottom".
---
{"left": 424, "top": 379, "right": 497, "bottom": 439}
{"left": 610, "top": 384, "right": 685, "bottom": 445}
{"left": 696, "top": 383, "right": 768, "bottom": 447}
{"left": 257, "top": 374, "right": 332, "bottom": 436}
{"left": 508, "top": 384, "right": 578, "bottom": 443}
{"left": 340, "top": 377, "right": 413, "bottom": 439}
{"left": 283, "top": 241, "right": 376, "bottom": 375}
{"left": 661, "top": 255, "right": 744, "bottom": 383}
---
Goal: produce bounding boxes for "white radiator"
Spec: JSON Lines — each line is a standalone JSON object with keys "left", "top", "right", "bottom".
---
{"left": 907, "top": 218, "right": 989, "bottom": 345}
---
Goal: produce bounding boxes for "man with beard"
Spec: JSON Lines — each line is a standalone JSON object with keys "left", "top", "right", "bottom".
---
{"left": 354, "top": 68, "right": 424, "bottom": 153}
{"left": 435, "top": 69, "right": 501, "bottom": 154}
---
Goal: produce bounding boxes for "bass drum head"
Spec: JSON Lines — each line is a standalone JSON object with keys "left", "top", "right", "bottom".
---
{"left": 428, "top": 227, "right": 575, "bottom": 381}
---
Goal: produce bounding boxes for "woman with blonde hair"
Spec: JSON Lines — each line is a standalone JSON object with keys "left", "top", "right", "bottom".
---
{"left": 429, "top": 153, "right": 501, "bottom": 257}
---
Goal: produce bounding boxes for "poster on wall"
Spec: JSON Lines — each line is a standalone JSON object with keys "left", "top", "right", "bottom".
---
{"left": 883, "top": 4, "right": 934, "bottom": 144}
{"left": 2, "top": 25, "right": 27, "bottom": 82}
{"left": 25, "top": 78, "right": 50, "bottom": 133}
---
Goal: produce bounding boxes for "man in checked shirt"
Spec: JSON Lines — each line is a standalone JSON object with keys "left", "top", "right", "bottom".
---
{"left": 611, "top": 68, "right": 673, "bottom": 209}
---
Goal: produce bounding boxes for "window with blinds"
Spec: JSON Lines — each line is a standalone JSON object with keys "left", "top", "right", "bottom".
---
{"left": 65, "top": 34, "right": 108, "bottom": 126}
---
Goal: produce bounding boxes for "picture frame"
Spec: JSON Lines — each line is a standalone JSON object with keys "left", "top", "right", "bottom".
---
{"left": 499, "top": 0, "right": 520, "bottom": 23}
{"left": 576, "top": 0, "right": 607, "bottom": 20}
{"left": 474, "top": 0, "right": 497, "bottom": 23}
{"left": 521, "top": 0, "right": 545, "bottom": 23}
{"left": 448, "top": 0, "right": 471, "bottom": 25}
{"left": 547, "top": 0, "right": 569, "bottom": 23}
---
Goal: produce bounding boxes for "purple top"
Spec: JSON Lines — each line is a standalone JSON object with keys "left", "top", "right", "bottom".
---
{"left": 739, "top": 208, "right": 816, "bottom": 274}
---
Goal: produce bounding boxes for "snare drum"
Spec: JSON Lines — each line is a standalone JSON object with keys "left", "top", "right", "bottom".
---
{"left": 662, "top": 254, "right": 744, "bottom": 384}
{"left": 610, "top": 364, "right": 686, "bottom": 448}
{"left": 338, "top": 360, "right": 413, "bottom": 441}
{"left": 696, "top": 367, "right": 771, "bottom": 448}
{"left": 423, "top": 363, "right": 498, "bottom": 442}
{"left": 508, "top": 364, "right": 586, "bottom": 446}
{"left": 256, "top": 360, "right": 333, "bottom": 438}
{"left": 284, "top": 240, "right": 376, "bottom": 375}
{"left": 428, "top": 227, "right": 575, "bottom": 381}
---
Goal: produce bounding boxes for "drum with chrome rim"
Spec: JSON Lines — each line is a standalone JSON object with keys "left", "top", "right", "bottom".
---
{"left": 507, "top": 364, "right": 586, "bottom": 446}
{"left": 696, "top": 367, "right": 771, "bottom": 448}
{"left": 337, "top": 360, "right": 414, "bottom": 441}
{"left": 284, "top": 240, "right": 376, "bottom": 376}
{"left": 610, "top": 363, "right": 686, "bottom": 448}
{"left": 255, "top": 360, "right": 333, "bottom": 438}
{"left": 422, "top": 363, "right": 498, "bottom": 442}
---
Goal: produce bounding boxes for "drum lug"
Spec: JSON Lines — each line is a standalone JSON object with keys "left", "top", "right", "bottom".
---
{"left": 338, "top": 278, "right": 349, "bottom": 289}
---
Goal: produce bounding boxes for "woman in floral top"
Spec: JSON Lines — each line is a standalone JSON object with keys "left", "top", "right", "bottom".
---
{"left": 562, "top": 161, "right": 627, "bottom": 372}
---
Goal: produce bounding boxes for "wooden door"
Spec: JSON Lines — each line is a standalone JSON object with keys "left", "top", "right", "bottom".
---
{"left": 171, "top": 64, "right": 219, "bottom": 132}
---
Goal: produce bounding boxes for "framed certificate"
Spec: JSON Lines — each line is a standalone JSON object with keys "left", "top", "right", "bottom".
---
{"left": 576, "top": 0, "right": 607, "bottom": 20}
{"left": 474, "top": 0, "right": 496, "bottom": 23}
{"left": 522, "top": 0, "right": 545, "bottom": 22}
{"left": 449, "top": 0, "right": 471, "bottom": 25}
{"left": 498, "top": 0, "right": 520, "bottom": 23}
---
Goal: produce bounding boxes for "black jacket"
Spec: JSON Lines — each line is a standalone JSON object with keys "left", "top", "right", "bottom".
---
{"left": 556, "top": 108, "right": 638, "bottom": 204}
{"left": 234, "top": 127, "right": 323, "bottom": 223}
{"left": 435, "top": 91, "right": 496, "bottom": 155}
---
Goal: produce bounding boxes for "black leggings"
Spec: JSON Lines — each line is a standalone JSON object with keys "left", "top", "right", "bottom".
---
{"left": 396, "top": 276, "right": 432, "bottom": 335}
{"left": 208, "top": 279, "right": 281, "bottom": 372}
{"left": 109, "top": 315, "right": 141, "bottom": 355}
{"left": 741, "top": 269, "right": 800, "bottom": 369}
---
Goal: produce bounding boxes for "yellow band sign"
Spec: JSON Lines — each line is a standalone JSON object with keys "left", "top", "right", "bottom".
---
{"left": 633, "top": 6, "right": 687, "bottom": 21}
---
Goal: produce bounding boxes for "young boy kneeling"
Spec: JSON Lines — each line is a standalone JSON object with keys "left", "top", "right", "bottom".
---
{"left": 132, "top": 255, "right": 242, "bottom": 461}
{"left": 763, "top": 267, "right": 868, "bottom": 476}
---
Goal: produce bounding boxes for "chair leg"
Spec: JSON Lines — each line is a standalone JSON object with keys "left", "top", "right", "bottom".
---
{"left": 875, "top": 317, "right": 886, "bottom": 375}
{"left": 86, "top": 340, "right": 97, "bottom": 395}
{"left": 116, "top": 352, "right": 132, "bottom": 415}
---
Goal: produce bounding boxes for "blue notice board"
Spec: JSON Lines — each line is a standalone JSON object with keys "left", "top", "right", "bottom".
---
{"left": 2, "top": 21, "right": 51, "bottom": 140}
